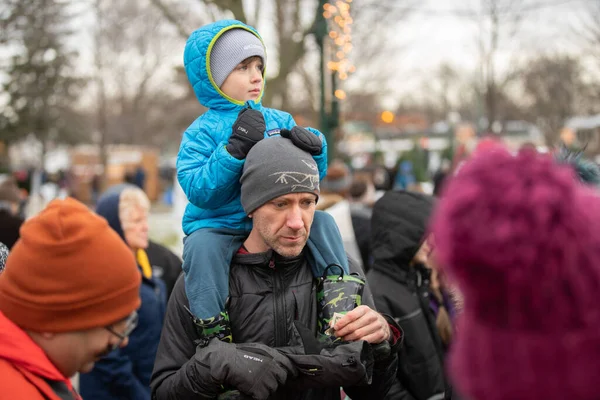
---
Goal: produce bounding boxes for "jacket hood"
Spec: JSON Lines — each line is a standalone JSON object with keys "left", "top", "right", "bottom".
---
{"left": 95, "top": 192, "right": 125, "bottom": 241}
{"left": 371, "top": 190, "right": 434, "bottom": 270}
{"left": 184, "top": 19, "right": 266, "bottom": 111}
{"left": 0, "top": 311, "right": 68, "bottom": 383}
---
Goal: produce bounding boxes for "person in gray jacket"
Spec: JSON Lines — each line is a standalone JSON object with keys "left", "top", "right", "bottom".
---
{"left": 151, "top": 136, "right": 401, "bottom": 400}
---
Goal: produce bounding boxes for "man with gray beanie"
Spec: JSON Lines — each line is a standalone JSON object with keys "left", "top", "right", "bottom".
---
{"left": 175, "top": 18, "right": 353, "bottom": 359}
{"left": 152, "top": 137, "right": 402, "bottom": 400}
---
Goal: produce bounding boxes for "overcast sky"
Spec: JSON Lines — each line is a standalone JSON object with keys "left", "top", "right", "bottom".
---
{"left": 374, "top": 0, "right": 595, "bottom": 106}
{"left": 64, "top": 0, "right": 596, "bottom": 110}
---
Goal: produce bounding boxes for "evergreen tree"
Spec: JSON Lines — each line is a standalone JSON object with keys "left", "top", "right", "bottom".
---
{"left": 0, "top": 0, "right": 85, "bottom": 154}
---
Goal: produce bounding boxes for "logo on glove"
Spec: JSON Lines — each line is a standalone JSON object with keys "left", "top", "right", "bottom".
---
{"left": 243, "top": 354, "right": 264, "bottom": 362}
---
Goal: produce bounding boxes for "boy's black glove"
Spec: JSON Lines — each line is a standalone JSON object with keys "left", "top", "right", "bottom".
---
{"left": 280, "top": 126, "right": 322, "bottom": 155}
{"left": 226, "top": 108, "right": 266, "bottom": 159}
{"left": 194, "top": 338, "right": 297, "bottom": 400}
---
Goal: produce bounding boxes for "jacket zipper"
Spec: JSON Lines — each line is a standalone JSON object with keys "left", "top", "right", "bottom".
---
{"left": 271, "top": 259, "right": 287, "bottom": 347}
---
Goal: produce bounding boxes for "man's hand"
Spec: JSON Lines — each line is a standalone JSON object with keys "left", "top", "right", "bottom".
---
{"left": 333, "top": 305, "right": 391, "bottom": 344}
{"left": 195, "top": 339, "right": 296, "bottom": 399}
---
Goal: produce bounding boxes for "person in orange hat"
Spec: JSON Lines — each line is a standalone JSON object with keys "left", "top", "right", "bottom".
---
{"left": 0, "top": 197, "right": 142, "bottom": 400}
{"left": 80, "top": 186, "right": 167, "bottom": 400}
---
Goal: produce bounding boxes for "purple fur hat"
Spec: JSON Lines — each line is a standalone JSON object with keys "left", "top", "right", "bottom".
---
{"left": 432, "top": 148, "right": 600, "bottom": 400}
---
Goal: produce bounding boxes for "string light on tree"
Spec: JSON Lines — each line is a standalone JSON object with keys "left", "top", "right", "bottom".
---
{"left": 334, "top": 89, "right": 347, "bottom": 100}
{"left": 322, "top": 0, "right": 354, "bottom": 84}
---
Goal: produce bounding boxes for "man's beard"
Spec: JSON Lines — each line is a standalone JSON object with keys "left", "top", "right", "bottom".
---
{"left": 265, "top": 232, "right": 307, "bottom": 257}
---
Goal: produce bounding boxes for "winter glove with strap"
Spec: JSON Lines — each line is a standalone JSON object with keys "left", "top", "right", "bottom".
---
{"left": 194, "top": 338, "right": 297, "bottom": 400}
{"left": 226, "top": 108, "right": 266, "bottom": 159}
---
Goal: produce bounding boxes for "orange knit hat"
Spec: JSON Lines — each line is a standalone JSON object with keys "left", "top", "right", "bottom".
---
{"left": 0, "top": 197, "right": 141, "bottom": 332}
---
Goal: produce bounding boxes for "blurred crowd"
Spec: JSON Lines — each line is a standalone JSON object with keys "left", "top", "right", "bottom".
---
{"left": 2, "top": 133, "right": 598, "bottom": 400}
{"left": 1, "top": 14, "right": 600, "bottom": 400}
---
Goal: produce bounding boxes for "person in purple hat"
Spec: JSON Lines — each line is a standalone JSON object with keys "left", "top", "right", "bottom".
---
{"left": 432, "top": 147, "right": 600, "bottom": 400}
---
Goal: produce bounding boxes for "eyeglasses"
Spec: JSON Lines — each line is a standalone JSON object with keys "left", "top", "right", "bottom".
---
{"left": 105, "top": 311, "right": 139, "bottom": 351}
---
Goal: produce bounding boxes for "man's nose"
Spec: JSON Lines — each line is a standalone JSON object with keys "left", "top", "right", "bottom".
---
{"left": 120, "top": 337, "right": 129, "bottom": 349}
{"left": 286, "top": 206, "right": 304, "bottom": 230}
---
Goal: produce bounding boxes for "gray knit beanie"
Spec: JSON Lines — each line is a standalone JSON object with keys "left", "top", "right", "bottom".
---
{"left": 0, "top": 242, "right": 7, "bottom": 275}
{"left": 241, "top": 137, "right": 320, "bottom": 214}
{"left": 210, "top": 28, "right": 266, "bottom": 88}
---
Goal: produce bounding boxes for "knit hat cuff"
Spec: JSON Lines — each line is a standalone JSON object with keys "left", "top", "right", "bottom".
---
{"left": 450, "top": 317, "right": 600, "bottom": 400}
{"left": 240, "top": 138, "right": 320, "bottom": 215}
{"left": 243, "top": 186, "right": 319, "bottom": 215}
{"left": 0, "top": 279, "right": 141, "bottom": 333}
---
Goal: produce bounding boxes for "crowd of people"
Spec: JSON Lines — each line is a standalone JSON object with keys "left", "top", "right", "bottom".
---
{"left": 1, "top": 17, "right": 599, "bottom": 400}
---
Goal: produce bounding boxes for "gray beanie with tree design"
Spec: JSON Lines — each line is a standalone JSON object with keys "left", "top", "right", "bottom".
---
{"left": 240, "top": 137, "right": 320, "bottom": 214}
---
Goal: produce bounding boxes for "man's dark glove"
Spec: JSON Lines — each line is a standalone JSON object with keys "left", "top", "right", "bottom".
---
{"left": 226, "top": 108, "right": 266, "bottom": 159}
{"left": 278, "top": 322, "right": 374, "bottom": 389}
{"left": 194, "top": 338, "right": 297, "bottom": 400}
{"left": 280, "top": 126, "right": 322, "bottom": 155}
{"left": 217, "top": 390, "right": 252, "bottom": 400}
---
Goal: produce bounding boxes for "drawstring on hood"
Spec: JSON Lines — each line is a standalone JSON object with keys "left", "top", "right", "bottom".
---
{"left": 96, "top": 189, "right": 153, "bottom": 279}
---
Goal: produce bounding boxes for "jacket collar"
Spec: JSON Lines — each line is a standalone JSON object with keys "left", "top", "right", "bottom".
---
{"left": 233, "top": 249, "right": 305, "bottom": 269}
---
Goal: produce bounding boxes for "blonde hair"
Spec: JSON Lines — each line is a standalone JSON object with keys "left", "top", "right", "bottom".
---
{"left": 119, "top": 187, "right": 150, "bottom": 228}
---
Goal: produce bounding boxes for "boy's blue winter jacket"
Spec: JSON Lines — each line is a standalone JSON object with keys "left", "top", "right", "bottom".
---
{"left": 177, "top": 19, "right": 328, "bottom": 235}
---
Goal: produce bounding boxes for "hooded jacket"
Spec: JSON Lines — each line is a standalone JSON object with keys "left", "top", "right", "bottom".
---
{"left": 151, "top": 250, "right": 401, "bottom": 400}
{"left": 366, "top": 190, "right": 447, "bottom": 400}
{"left": 79, "top": 192, "right": 167, "bottom": 400}
{"left": 177, "top": 19, "right": 328, "bottom": 235}
{"left": 0, "top": 311, "right": 82, "bottom": 400}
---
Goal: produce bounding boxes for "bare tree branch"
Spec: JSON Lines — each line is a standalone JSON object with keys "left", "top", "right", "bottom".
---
{"left": 205, "top": 0, "right": 246, "bottom": 22}
{"left": 251, "top": 0, "right": 261, "bottom": 27}
{"left": 148, "top": 0, "right": 190, "bottom": 38}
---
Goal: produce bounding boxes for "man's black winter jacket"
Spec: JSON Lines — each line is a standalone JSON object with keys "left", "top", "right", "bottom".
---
{"left": 151, "top": 249, "right": 399, "bottom": 399}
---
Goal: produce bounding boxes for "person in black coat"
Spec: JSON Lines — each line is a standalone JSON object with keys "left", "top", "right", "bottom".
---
{"left": 146, "top": 240, "right": 182, "bottom": 299}
{"left": 0, "top": 176, "right": 24, "bottom": 250}
{"left": 348, "top": 178, "right": 374, "bottom": 272}
{"left": 151, "top": 136, "right": 401, "bottom": 400}
{"left": 367, "top": 190, "right": 451, "bottom": 400}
